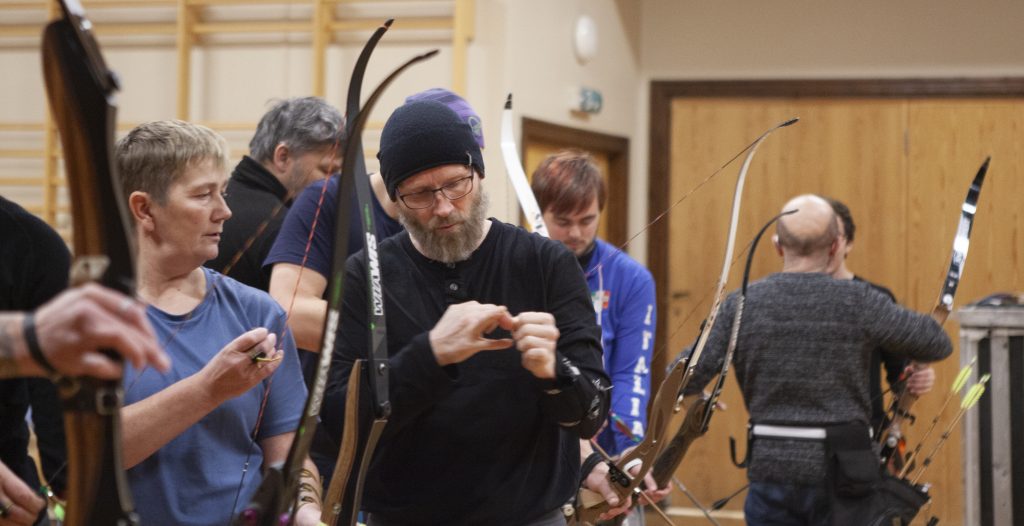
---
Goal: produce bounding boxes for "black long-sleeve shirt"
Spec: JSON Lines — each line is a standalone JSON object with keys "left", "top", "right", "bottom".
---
{"left": 205, "top": 156, "right": 289, "bottom": 291}
{"left": 684, "top": 272, "right": 952, "bottom": 484}
{"left": 0, "top": 196, "right": 70, "bottom": 496}
{"left": 854, "top": 276, "right": 910, "bottom": 431}
{"left": 321, "top": 219, "right": 609, "bottom": 525}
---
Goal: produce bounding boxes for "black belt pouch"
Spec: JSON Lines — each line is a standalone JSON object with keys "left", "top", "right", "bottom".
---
{"left": 825, "top": 422, "right": 880, "bottom": 498}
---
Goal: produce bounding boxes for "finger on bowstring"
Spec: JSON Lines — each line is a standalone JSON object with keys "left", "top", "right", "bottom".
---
{"left": 256, "top": 349, "right": 285, "bottom": 378}
{"left": 142, "top": 333, "right": 171, "bottom": 373}
{"left": 111, "top": 300, "right": 168, "bottom": 373}
{"left": 246, "top": 333, "right": 278, "bottom": 363}
{"left": 112, "top": 316, "right": 168, "bottom": 373}
{"left": 252, "top": 349, "right": 284, "bottom": 364}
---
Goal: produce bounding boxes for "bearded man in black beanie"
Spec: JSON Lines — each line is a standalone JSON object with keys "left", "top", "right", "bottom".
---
{"left": 320, "top": 99, "right": 609, "bottom": 526}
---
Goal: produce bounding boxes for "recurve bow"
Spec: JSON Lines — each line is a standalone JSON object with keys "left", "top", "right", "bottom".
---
{"left": 573, "top": 118, "right": 798, "bottom": 525}
{"left": 235, "top": 41, "right": 437, "bottom": 525}
{"left": 41, "top": 0, "right": 139, "bottom": 524}
{"left": 649, "top": 210, "right": 796, "bottom": 490}
{"left": 318, "top": 47, "right": 441, "bottom": 526}
{"left": 319, "top": 18, "right": 398, "bottom": 526}
{"left": 880, "top": 156, "right": 989, "bottom": 473}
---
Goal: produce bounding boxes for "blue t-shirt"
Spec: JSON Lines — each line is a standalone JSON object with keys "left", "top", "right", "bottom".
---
{"left": 265, "top": 174, "right": 404, "bottom": 280}
{"left": 586, "top": 239, "right": 657, "bottom": 455}
{"left": 125, "top": 268, "right": 307, "bottom": 526}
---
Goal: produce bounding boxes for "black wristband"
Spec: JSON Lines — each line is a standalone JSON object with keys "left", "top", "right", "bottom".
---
{"left": 579, "top": 452, "right": 604, "bottom": 484}
{"left": 23, "top": 313, "right": 58, "bottom": 376}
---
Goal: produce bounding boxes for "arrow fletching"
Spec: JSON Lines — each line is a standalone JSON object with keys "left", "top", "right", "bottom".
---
{"left": 961, "top": 374, "right": 990, "bottom": 410}
{"left": 952, "top": 357, "right": 976, "bottom": 393}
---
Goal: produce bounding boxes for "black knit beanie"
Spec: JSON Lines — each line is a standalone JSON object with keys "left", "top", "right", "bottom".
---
{"left": 377, "top": 99, "right": 485, "bottom": 200}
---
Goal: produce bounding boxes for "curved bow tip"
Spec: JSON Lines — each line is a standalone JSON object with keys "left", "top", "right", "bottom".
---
{"left": 383, "top": 19, "right": 395, "bottom": 28}
{"left": 976, "top": 156, "right": 991, "bottom": 179}
{"left": 505, "top": 93, "right": 513, "bottom": 109}
{"left": 780, "top": 117, "right": 799, "bottom": 127}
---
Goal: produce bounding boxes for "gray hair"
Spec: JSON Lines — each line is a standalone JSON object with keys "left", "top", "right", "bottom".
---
{"left": 248, "top": 97, "right": 345, "bottom": 163}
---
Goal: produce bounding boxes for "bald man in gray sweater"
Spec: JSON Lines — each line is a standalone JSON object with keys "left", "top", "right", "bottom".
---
{"left": 683, "top": 194, "right": 951, "bottom": 525}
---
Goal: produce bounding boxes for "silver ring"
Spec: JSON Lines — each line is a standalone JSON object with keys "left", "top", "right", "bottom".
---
{"left": 0, "top": 500, "right": 12, "bottom": 518}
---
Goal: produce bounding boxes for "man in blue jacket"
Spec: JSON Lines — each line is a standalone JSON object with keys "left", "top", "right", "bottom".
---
{"left": 532, "top": 151, "right": 668, "bottom": 522}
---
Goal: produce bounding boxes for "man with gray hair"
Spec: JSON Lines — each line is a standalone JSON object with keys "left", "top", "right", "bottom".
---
{"left": 206, "top": 96, "right": 343, "bottom": 291}
{"left": 681, "top": 194, "right": 951, "bottom": 525}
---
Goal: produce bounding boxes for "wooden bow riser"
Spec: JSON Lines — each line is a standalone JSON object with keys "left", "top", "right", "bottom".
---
{"left": 42, "top": 2, "right": 139, "bottom": 524}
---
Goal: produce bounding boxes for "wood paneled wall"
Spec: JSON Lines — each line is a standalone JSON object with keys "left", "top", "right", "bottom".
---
{"left": 647, "top": 80, "right": 1024, "bottom": 524}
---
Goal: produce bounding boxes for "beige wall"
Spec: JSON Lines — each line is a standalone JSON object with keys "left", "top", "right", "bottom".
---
{"left": 1, "top": 0, "right": 645, "bottom": 241}
{"left": 467, "top": 0, "right": 643, "bottom": 231}
{"left": 641, "top": 0, "right": 1024, "bottom": 79}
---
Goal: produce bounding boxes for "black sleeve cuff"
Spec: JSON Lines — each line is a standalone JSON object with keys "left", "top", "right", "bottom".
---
{"left": 536, "top": 355, "right": 608, "bottom": 438}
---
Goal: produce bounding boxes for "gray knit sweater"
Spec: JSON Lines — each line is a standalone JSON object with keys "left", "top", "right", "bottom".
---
{"left": 683, "top": 272, "right": 952, "bottom": 484}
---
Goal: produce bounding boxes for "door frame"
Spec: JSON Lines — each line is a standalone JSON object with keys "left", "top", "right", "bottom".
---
{"left": 521, "top": 117, "right": 630, "bottom": 247}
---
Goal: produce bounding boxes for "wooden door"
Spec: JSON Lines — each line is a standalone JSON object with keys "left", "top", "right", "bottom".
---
{"left": 648, "top": 81, "right": 1024, "bottom": 525}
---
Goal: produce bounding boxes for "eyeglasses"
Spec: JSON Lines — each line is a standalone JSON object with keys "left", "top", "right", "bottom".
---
{"left": 397, "top": 174, "right": 475, "bottom": 209}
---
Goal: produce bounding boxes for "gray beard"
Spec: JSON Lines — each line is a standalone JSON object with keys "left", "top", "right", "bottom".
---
{"left": 399, "top": 190, "right": 489, "bottom": 263}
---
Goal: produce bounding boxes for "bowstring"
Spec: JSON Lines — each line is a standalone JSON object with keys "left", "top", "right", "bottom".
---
{"left": 583, "top": 130, "right": 772, "bottom": 282}
{"left": 224, "top": 135, "right": 345, "bottom": 521}
{"left": 572, "top": 128, "right": 778, "bottom": 371}
{"left": 649, "top": 240, "right": 754, "bottom": 370}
